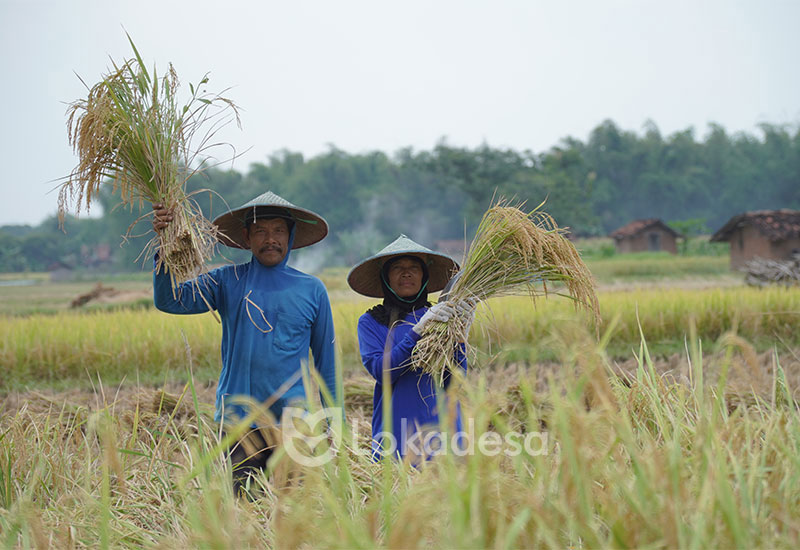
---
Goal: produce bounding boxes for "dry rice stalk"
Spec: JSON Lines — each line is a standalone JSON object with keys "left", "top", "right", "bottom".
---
{"left": 343, "top": 374, "right": 376, "bottom": 416}
{"left": 151, "top": 389, "right": 215, "bottom": 421}
{"left": 57, "top": 34, "right": 240, "bottom": 294}
{"left": 412, "top": 199, "right": 600, "bottom": 383}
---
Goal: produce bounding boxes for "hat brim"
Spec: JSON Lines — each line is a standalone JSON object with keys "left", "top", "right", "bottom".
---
{"left": 347, "top": 250, "right": 459, "bottom": 298}
{"left": 213, "top": 205, "right": 329, "bottom": 250}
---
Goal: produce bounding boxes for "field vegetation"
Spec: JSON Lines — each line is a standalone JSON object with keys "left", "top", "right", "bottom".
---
{"left": 3, "top": 282, "right": 799, "bottom": 391}
{"left": 2, "top": 254, "right": 800, "bottom": 548}
{"left": 2, "top": 320, "right": 799, "bottom": 547}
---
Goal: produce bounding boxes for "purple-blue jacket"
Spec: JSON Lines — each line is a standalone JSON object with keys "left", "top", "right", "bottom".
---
{"left": 357, "top": 308, "right": 466, "bottom": 459}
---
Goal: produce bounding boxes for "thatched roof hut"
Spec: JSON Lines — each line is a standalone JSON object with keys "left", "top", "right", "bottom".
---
{"left": 609, "top": 219, "right": 679, "bottom": 254}
{"left": 711, "top": 209, "right": 800, "bottom": 269}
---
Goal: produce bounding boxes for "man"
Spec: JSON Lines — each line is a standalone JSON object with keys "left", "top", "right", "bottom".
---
{"left": 152, "top": 191, "right": 337, "bottom": 493}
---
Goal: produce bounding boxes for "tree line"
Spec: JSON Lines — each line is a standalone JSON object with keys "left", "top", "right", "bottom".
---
{"left": 3, "top": 119, "right": 798, "bottom": 273}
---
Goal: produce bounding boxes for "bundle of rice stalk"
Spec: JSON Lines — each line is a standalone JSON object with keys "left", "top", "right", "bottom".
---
{"left": 412, "top": 199, "right": 600, "bottom": 383}
{"left": 57, "top": 34, "right": 240, "bottom": 295}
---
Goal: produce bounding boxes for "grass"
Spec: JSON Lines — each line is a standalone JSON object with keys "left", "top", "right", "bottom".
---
{"left": 2, "top": 260, "right": 799, "bottom": 547}
{"left": 480, "top": 285, "right": 800, "bottom": 361}
{"left": 0, "top": 308, "right": 221, "bottom": 391}
{"left": 587, "top": 253, "right": 732, "bottom": 281}
{"left": 1, "top": 323, "right": 799, "bottom": 548}
{"left": 0, "top": 251, "right": 737, "bottom": 315}
{"left": 3, "top": 284, "right": 800, "bottom": 394}
{"left": 0, "top": 279, "right": 153, "bottom": 317}
{"left": 5, "top": 223, "right": 794, "bottom": 546}
{"left": 0, "top": 273, "right": 49, "bottom": 283}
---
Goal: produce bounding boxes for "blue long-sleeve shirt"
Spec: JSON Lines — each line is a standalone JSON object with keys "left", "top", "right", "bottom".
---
{"left": 357, "top": 308, "right": 465, "bottom": 459}
{"left": 153, "top": 233, "right": 337, "bottom": 425}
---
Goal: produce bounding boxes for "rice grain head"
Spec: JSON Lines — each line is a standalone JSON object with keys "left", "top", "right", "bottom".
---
{"left": 412, "top": 199, "right": 600, "bottom": 383}
{"left": 58, "top": 35, "right": 239, "bottom": 295}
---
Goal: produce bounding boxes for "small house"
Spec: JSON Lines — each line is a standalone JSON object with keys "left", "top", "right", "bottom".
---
{"left": 80, "top": 242, "right": 113, "bottom": 269}
{"left": 710, "top": 209, "right": 800, "bottom": 269}
{"left": 609, "top": 219, "right": 679, "bottom": 254}
{"left": 47, "top": 260, "right": 74, "bottom": 282}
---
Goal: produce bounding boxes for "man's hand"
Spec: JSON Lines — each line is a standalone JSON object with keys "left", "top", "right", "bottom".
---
{"left": 412, "top": 302, "right": 456, "bottom": 335}
{"left": 152, "top": 203, "right": 173, "bottom": 233}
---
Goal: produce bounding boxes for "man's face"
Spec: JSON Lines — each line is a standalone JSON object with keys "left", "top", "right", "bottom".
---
{"left": 243, "top": 217, "right": 291, "bottom": 267}
{"left": 386, "top": 257, "right": 424, "bottom": 298}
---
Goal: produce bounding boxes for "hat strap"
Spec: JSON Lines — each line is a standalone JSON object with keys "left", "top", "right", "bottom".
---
{"left": 381, "top": 270, "right": 429, "bottom": 304}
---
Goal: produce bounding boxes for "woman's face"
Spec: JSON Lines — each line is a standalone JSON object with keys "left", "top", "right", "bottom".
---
{"left": 386, "top": 257, "right": 424, "bottom": 298}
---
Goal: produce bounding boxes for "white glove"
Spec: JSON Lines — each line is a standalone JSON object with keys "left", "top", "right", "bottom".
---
{"left": 453, "top": 297, "right": 479, "bottom": 337}
{"left": 412, "top": 302, "right": 455, "bottom": 335}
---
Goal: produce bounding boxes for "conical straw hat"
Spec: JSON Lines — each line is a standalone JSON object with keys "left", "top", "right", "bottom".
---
{"left": 347, "top": 234, "right": 459, "bottom": 298}
{"left": 212, "top": 191, "right": 328, "bottom": 249}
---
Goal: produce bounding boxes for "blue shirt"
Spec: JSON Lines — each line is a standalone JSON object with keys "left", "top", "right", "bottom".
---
{"left": 357, "top": 308, "right": 465, "bottom": 459}
{"left": 153, "top": 230, "right": 337, "bottom": 425}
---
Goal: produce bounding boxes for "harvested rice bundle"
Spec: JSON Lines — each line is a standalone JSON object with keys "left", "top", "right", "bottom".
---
{"left": 412, "top": 199, "right": 600, "bottom": 382}
{"left": 57, "top": 35, "right": 240, "bottom": 293}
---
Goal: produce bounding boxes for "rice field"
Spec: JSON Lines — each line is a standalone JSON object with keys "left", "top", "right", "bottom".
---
{"left": 2, "top": 271, "right": 800, "bottom": 548}
{"left": 586, "top": 254, "right": 732, "bottom": 281}
{"left": 2, "top": 285, "right": 799, "bottom": 390}
{"left": 2, "top": 323, "right": 799, "bottom": 548}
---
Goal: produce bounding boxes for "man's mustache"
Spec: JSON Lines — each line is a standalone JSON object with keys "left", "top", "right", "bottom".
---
{"left": 259, "top": 245, "right": 283, "bottom": 254}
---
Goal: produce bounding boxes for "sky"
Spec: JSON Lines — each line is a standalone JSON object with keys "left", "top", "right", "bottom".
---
{"left": 1, "top": 0, "right": 799, "bottom": 226}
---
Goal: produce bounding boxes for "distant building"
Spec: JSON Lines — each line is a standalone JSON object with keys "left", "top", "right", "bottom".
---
{"left": 47, "top": 260, "right": 73, "bottom": 282}
{"left": 710, "top": 209, "right": 800, "bottom": 269}
{"left": 80, "top": 242, "right": 113, "bottom": 269}
{"left": 609, "top": 219, "right": 679, "bottom": 254}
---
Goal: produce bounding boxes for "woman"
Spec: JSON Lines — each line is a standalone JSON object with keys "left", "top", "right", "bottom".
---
{"left": 347, "top": 235, "right": 476, "bottom": 461}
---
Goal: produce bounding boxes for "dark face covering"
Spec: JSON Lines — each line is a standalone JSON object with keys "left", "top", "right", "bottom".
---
{"left": 366, "top": 255, "right": 430, "bottom": 327}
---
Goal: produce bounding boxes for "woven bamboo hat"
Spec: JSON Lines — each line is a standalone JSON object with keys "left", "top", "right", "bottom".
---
{"left": 347, "top": 234, "right": 459, "bottom": 298}
{"left": 212, "top": 191, "right": 328, "bottom": 249}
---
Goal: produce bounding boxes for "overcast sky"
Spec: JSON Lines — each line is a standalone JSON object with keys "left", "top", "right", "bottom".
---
{"left": 1, "top": 0, "right": 798, "bottom": 226}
